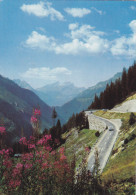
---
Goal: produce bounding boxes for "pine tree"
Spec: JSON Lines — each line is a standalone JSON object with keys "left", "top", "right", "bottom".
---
{"left": 52, "top": 107, "right": 57, "bottom": 126}
{"left": 129, "top": 113, "right": 136, "bottom": 125}
{"left": 121, "top": 68, "right": 128, "bottom": 98}
{"left": 56, "top": 119, "right": 62, "bottom": 140}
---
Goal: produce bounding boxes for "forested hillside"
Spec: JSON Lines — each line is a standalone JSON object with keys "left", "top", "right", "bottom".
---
{"left": 56, "top": 72, "right": 121, "bottom": 122}
{"left": 89, "top": 62, "right": 136, "bottom": 109}
{"left": 0, "top": 75, "right": 53, "bottom": 146}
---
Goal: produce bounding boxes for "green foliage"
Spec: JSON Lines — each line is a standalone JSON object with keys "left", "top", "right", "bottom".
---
{"left": 89, "top": 62, "right": 136, "bottom": 109}
{"left": 62, "top": 111, "right": 89, "bottom": 133}
{"left": 52, "top": 107, "right": 57, "bottom": 126}
{"left": 129, "top": 113, "right": 136, "bottom": 125}
{"left": 0, "top": 74, "right": 54, "bottom": 147}
{"left": 95, "top": 131, "right": 100, "bottom": 137}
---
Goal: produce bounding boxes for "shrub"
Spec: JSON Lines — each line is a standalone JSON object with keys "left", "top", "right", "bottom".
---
{"left": 129, "top": 113, "right": 136, "bottom": 126}
{"left": 124, "top": 138, "right": 129, "bottom": 144}
{"left": 95, "top": 131, "right": 100, "bottom": 137}
{"left": 129, "top": 133, "right": 136, "bottom": 141}
{"left": 112, "top": 148, "right": 118, "bottom": 155}
{"left": 0, "top": 108, "right": 110, "bottom": 195}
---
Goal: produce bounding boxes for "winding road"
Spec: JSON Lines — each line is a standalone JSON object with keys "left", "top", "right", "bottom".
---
{"left": 86, "top": 112, "right": 119, "bottom": 173}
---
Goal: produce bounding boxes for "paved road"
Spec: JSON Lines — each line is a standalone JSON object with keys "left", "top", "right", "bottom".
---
{"left": 87, "top": 113, "right": 118, "bottom": 173}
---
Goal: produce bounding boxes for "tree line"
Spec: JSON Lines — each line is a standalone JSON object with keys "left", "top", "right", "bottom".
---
{"left": 89, "top": 61, "right": 136, "bottom": 109}
{"left": 62, "top": 111, "right": 89, "bottom": 133}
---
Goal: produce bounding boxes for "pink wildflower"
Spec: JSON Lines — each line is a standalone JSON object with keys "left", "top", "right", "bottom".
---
{"left": 31, "top": 116, "right": 37, "bottom": 123}
{"left": 85, "top": 147, "right": 90, "bottom": 152}
{"left": 3, "top": 160, "right": 12, "bottom": 168}
{"left": 24, "top": 163, "right": 32, "bottom": 169}
{"left": 60, "top": 154, "right": 66, "bottom": 161}
{"left": 19, "top": 137, "right": 27, "bottom": 145}
{"left": 16, "top": 163, "right": 23, "bottom": 169}
{"left": 28, "top": 144, "right": 36, "bottom": 149}
{"left": 34, "top": 109, "right": 41, "bottom": 115}
{"left": 37, "top": 137, "right": 46, "bottom": 145}
{"left": 0, "top": 126, "right": 6, "bottom": 135}
{"left": 45, "top": 146, "right": 52, "bottom": 151}
{"left": 0, "top": 148, "right": 12, "bottom": 157}
{"left": 30, "top": 135, "right": 35, "bottom": 141}
{"left": 45, "top": 134, "right": 52, "bottom": 141}
{"left": 12, "top": 168, "right": 21, "bottom": 176}
{"left": 21, "top": 153, "right": 33, "bottom": 161}
{"left": 42, "top": 162, "right": 48, "bottom": 169}
{"left": 9, "top": 179, "right": 21, "bottom": 188}
{"left": 59, "top": 147, "right": 65, "bottom": 154}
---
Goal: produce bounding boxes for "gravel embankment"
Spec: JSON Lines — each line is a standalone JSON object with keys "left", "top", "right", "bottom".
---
{"left": 111, "top": 99, "right": 136, "bottom": 113}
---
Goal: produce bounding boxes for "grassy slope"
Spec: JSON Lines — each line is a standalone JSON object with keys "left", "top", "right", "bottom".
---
{"left": 94, "top": 95, "right": 136, "bottom": 194}
{"left": 62, "top": 129, "right": 99, "bottom": 168}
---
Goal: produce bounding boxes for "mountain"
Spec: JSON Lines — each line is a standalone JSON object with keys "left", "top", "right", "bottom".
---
{"left": 56, "top": 72, "right": 122, "bottom": 122}
{"left": 0, "top": 75, "right": 53, "bottom": 146}
{"left": 13, "top": 80, "right": 85, "bottom": 107}
{"left": 36, "top": 82, "right": 85, "bottom": 106}
{"left": 14, "top": 79, "right": 34, "bottom": 91}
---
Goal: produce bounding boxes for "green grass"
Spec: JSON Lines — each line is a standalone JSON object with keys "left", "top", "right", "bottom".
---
{"left": 102, "top": 129, "right": 135, "bottom": 181}
{"left": 63, "top": 128, "right": 99, "bottom": 168}
{"left": 94, "top": 110, "right": 136, "bottom": 182}
{"left": 93, "top": 96, "right": 136, "bottom": 194}
{"left": 94, "top": 110, "right": 131, "bottom": 121}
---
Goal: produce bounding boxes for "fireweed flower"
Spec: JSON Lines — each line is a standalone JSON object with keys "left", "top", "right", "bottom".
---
{"left": 34, "top": 109, "right": 41, "bottom": 115}
{"left": 9, "top": 180, "right": 21, "bottom": 188}
{"left": 24, "top": 163, "right": 32, "bottom": 170}
{"left": 3, "top": 159, "right": 12, "bottom": 168}
{"left": 16, "top": 163, "right": 23, "bottom": 169}
{"left": 85, "top": 147, "right": 90, "bottom": 153}
{"left": 28, "top": 144, "right": 36, "bottom": 149}
{"left": 0, "top": 126, "right": 6, "bottom": 135}
{"left": 59, "top": 147, "right": 65, "bottom": 154}
{"left": 60, "top": 154, "right": 66, "bottom": 161}
{"left": 19, "top": 137, "right": 27, "bottom": 146}
{"left": 31, "top": 116, "right": 38, "bottom": 123}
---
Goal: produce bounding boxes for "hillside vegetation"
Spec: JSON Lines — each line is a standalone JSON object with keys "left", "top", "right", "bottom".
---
{"left": 56, "top": 72, "right": 121, "bottom": 122}
{"left": 89, "top": 62, "right": 136, "bottom": 110}
{"left": 94, "top": 94, "right": 136, "bottom": 194}
{"left": 62, "top": 128, "right": 99, "bottom": 168}
{"left": 0, "top": 75, "right": 53, "bottom": 146}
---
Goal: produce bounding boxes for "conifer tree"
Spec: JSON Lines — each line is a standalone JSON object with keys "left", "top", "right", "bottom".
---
{"left": 52, "top": 107, "right": 57, "bottom": 126}
{"left": 56, "top": 119, "right": 62, "bottom": 140}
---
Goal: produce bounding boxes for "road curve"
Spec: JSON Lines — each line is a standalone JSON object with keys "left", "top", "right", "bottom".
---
{"left": 86, "top": 112, "right": 119, "bottom": 173}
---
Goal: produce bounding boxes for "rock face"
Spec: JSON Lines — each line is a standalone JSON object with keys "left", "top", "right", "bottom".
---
{"left": 111, "top": 99, "right": 136, "bottom": 113}
{"left": 87, "top": 114, "right": 106, "bottom": 132}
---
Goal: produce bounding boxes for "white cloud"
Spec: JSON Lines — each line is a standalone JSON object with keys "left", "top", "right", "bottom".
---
{"left": 111, "top": 20, "right": 136, "bottom": 58}
{"left": 129, "top": 20, "right": 136, "bottom": 33}
{"left": 130, "top": 6, "right": 136, "bottom": 11}
{"left": 25, "top": 31, "right": 56, "bottom": 50}
{"left": 21, "top": 67, "right": 71, "bottom": 85}
{"left": 69, "top": 23, "right": 78, "bottom": 30}
{"left": 91, "top": 7, "right": 105, "bottom": 15}
{"left": 21, "top": 1, "right": 64, "bottom": 21}
{"left": 55, "top": 24, "right": 108, "bottom": 55}
{"left": 24, "top": 20, "right": 136, "bottom": 58}
{"left": 25, "top": 24, "right": 109, "bottom": 55}
{"left": 65, "top": 8, "right": 91, "bottom": 18}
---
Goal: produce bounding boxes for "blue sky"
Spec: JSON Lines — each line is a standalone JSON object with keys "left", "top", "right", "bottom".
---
{"left": 0, "top": 0, "right": 136, "bottom": 89}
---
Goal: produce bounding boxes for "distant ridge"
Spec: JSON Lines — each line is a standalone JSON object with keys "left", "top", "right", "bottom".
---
{"left": 56, "top": 72, "right": 122, "bottom": 122}
{"left": 0, "top": 75, "right": 53, "bottom": 146}
{"left": 14, "top": 80, "right": 85, "bottom": 107}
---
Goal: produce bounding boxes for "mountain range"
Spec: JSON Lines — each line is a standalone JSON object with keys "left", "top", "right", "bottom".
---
{"left": 0, "top": 75, "right": 53, "bottom": 146}
{"left": 14, "top": 72, "right": 122, "bottom": 123}
{"left": 14, "top": 80, "right": 85, "bottom": 107}
{"left": 56, "top": 72, "right": 122, "bottom": 122}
